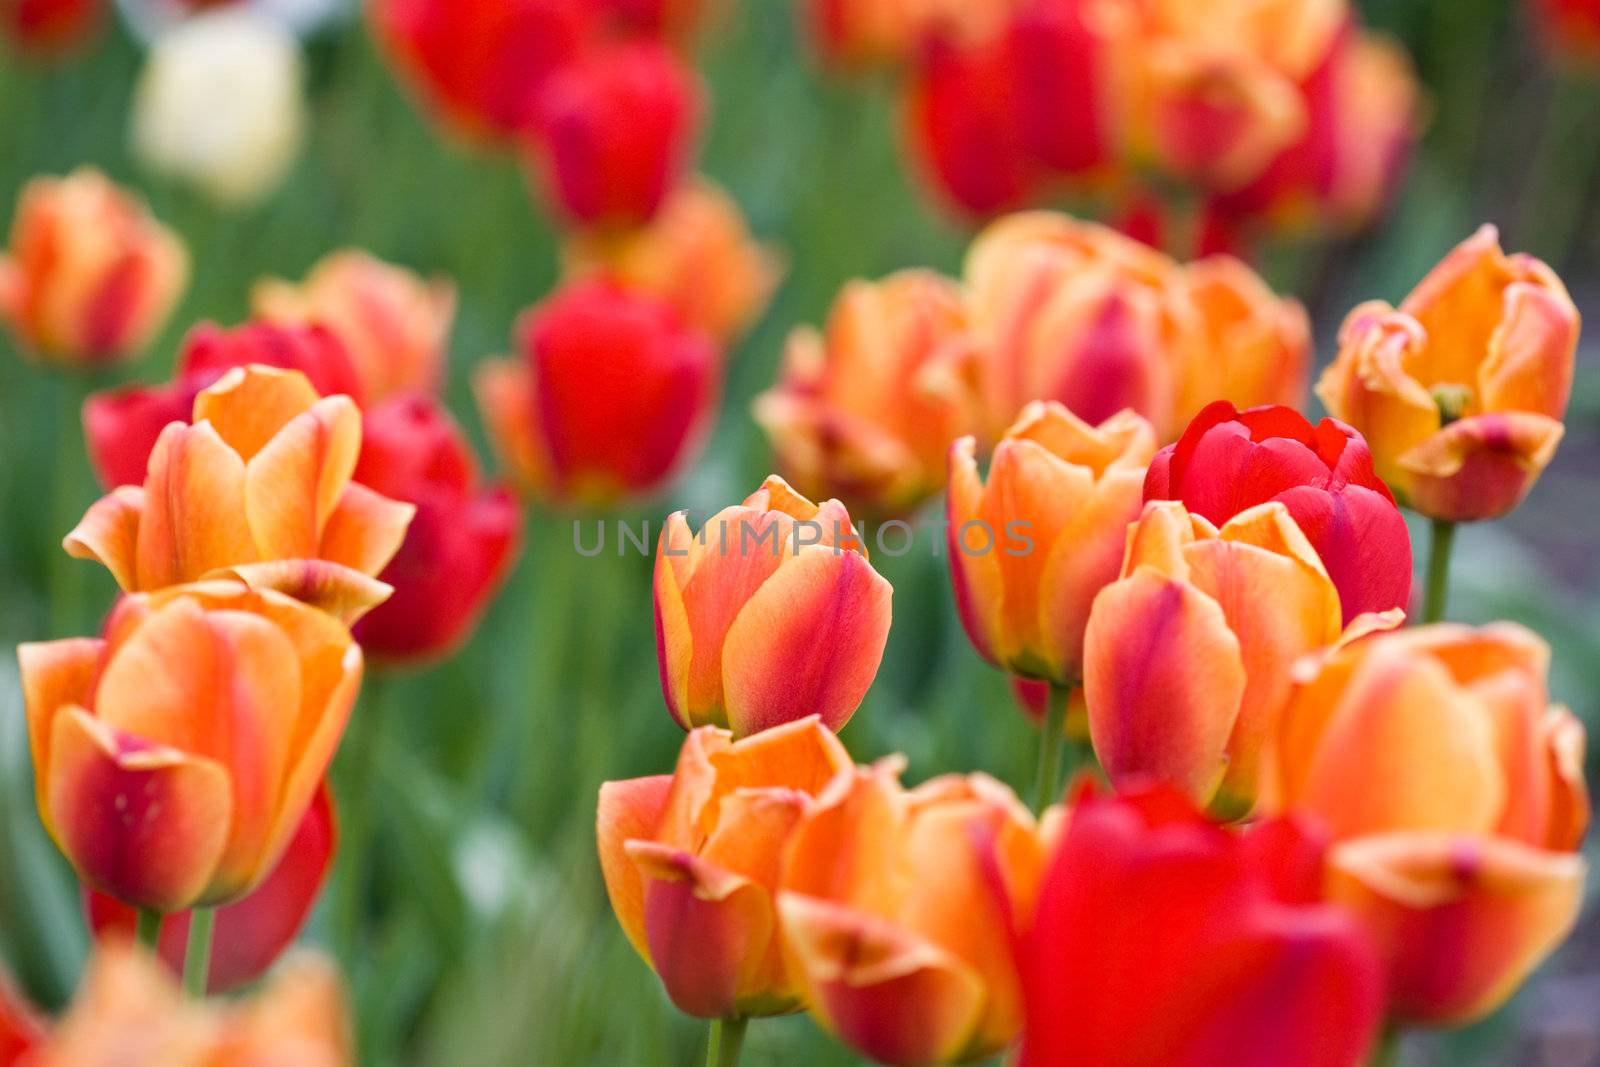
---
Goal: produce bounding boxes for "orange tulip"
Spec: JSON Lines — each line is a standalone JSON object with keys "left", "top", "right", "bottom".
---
{"left": 65, "top": 365, "right": 413, "bottom": 616}
{"left": 25, "top": 940, "right": 351, "bottom": 1067}
{"left": 19, "top": 579, "right": 362, "bottom": 912}
{"left": 654, "top": 475, "right": 893, "bottom": 737}
{"left": 777, "top": 760, "right": 1045, "bottom": 1066}
{"left": 0, "top": 169, "right": 188, "bottom": 368}
{"left": 596, "top": 716, "right": 854, "bottom": 1019}
{"left": 948, "top": 401, "right": 1155, "bottom": 688}
{"left": 1317, "top": 225, "right": 1580, "bottom": 521}
{"left": 252, "top": 249, "right": 456, "bottom": 405}
{"left": 1083, "top": 499, "right": 1344, "bottom": 812}
{"left": 754, "top": 269, "right": 983, "bottom": 518}
{"left": 1259, "top": 622, "right": 1589, "bottom": 1024}
{"left": 803, "top": 0, "right": 1017, "bottom": 69}
{"left": 560, "top": 179, "right": 782, "bottom": 346}
{"left": 964, "top": 211, "right": 1307, "bottom": 439}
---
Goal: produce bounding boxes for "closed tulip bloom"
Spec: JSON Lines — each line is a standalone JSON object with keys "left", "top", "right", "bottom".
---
{"left": 1018, "top": 783, "right": 1384, "bottom": 1067}
{"left": 1145, "top": 401, "right": 1412, "bottom": 623}
{"left": 86, "top": 785, "right": 337, "bottom": 994}
{"left": 597, "top": 716, "right": 854, "bottom": 1018}
{"left": 253, "top": 249, "right": 456, "bottom": 404}
{"left": 350, "top": 395, "right": 522, "bottom": 664}
{"left": 1317, "top": 226, "right": 1580, "bottom": 522}
{"left": 778, "top": 760, "right": 1046, "bottom": 1066}
{"left": 1, "top": 0, "right": 101, "bottom": 52}
{"left": 1259, "top": 623, "right": 1590, "bottom": 1024}
{"left": 83, "top": 319, "right": 363, "bottom": 490}
{"left": 1009, "top": 0, "right": 1117, "bottom": 178}
{"left": 754, "top": 269, "right": 982, "bottom": 517}
{"left": 19, "top": 579, "right": 362, "bottom": 912}
{"left": 66, "top": 365, "right": 414, "bottom": 614}
{"left": 654, "top": 475, "right": 893, "bottom": 736}
{"left": 528, "top": 40, "right": 700, "bottom": 226}
{"left": 559, "top": 180, "right": 781, "bottom": 346}
{"left": 1084, "top": 499, "right": 1343, "bottom": 811}
{"left": 949, "top": 402, "right": 1156, "bottom": 688}
{"left": 370, "top": 0, "right": 593, "bottom": 142}
{"left": 0, "top": 169, "right": 188, "bottom": 368}
{"left": 475, "top": 280, "right": 719, "bottom": 506}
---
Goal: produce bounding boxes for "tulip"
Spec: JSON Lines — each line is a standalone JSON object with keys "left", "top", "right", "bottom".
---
{"left": 1018, "top": 782, "right": 1385, "bottom": 1067}
{"left": 1145, "top": 401, "right": 1412, "bottom": 623}
{"left": 349, "top": 394, "right": 523, "bottom": 664}
{"left": 369, "top": 0, "right": 594, "bottom": 142}
{"left": 0, "top": 169, "right": 188, "bottom": 368}
{"left": 66, "top": 365, "right": 414, "bottom": 611}
{"left": 963, "top": 211, "right": 1307, "bottom": 439}
{"left": 19, "top": 578, "right": 362, "bottom": 912}
{"left": 1008, "top": 0, "right": 1116, "bottom": 178}
{"left": 948, "top": 401, "right": 1156, "bottom": 689}
{"left": 0, "top": 0, "right": 101, "bottom": 52}
{"left": 527, "top": 39, "right": 700, "bottom": 226}
{"left": 0, "top": 969, "right": 45, "bottom": 1065}
{"left": 753, "top": 269, "right": 982, "bottom": 518}
{"left": 593, "top": 0, "right": 714, "bottom": 40}
{"left": 23, "top": 940, "right": 351, "bottom": 1066}
{"left": 474, "top": 280, "right": 720, "bottom": 506}
{"left": 1534, "top": 0, "right": 1600, "bottom": 66}
{"left": 778, "top": 760, "right": 1045, "bottom": 1065}
{"left": 1258, "top": 622, "right": 1590, "bottom": 1024}
{"left": 654, "top": 475, "right": 893, "bottom": 736}
{"left": 253, "top": 249, "right": 456, "bottom": 405}
{"left": 802, "top": 0, "right": 1014, "bottom": 70}
{"left": 86, "top": 784, "right": 337, "bottom": 993}
{"left": 559, "top": 179, "right": 781, "bottom": 346}
{"left": 1317, "top": 225, "right": 1580, "bottom": 522}
{"left": 83, "top": 320, "right": 363, "bottom": 490}
{"left": 1083, "top": 499, "right": 1343, "bottom": 812}
{"left": 131, "top": 8, "right": 307, "bottom": 207}
{"left": 597, "top": 716, "right": 854, "bottom": 1018}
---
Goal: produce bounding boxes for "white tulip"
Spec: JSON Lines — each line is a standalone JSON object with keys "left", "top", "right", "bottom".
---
{"left": 130, "top": 8, "right": 307, "bottom": 207}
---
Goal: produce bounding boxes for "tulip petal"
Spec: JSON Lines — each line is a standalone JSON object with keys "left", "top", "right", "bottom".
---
{"left": 63, "top": 486, "right": 146, "bottom": 590}
{"left": 207, "top": 560, "right": 395, "bottom": 625}
{"left": 318, "top": 482, "right": 416, "bottom": 578}
{"left": 47, "top": 707, "right": 232, "bottom": 913}
{"left": 191, "top": 365, "right": 322, "bottom": 462}
{"left": 1398, "top": 412, "right": 1565, "bottom": 521}
{"left": 597, "top": 774, "right": 674, "bottom": 962}
{"left": 1084, "top": 569, "right": 1246, "bottom": 804}
{"left": 472, "top": 357, "right": 548, "bottom": 493}
{"left": 1480, "top": 279, "right": 1578, "bottom": 420}
{"left": 720, "top": 545, "right": 892, "bottom": 735}
{"left": 947, "top": 436, "right": 1004, "bottom": 667}
{"left": 18, "top": 638, "right": 104, "bottom": 815}
{"left": 653, "top": 512, "right": 695, "bottom": 728}
{"left": 135, "top": 421, "right": 256, "bottom": 590}
{"left": 244, "top": 395, "right": 362, "bottom": 560}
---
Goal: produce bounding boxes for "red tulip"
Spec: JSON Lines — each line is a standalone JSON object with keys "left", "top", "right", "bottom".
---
{"left": 350, "top": 394, "right": 522, "bottom": 664}
{"left": 0, "top": 968, "right": 45, "bottom": 1066}
{"left": 1144, "top": 401, "right": 1412, "bottom": 624}
{"left": 1018, "top": 783, "right": 1385, "bottom": 1067}
{"left": 85, "top": 784, "right": 336, "bottom": 994}
{"left": 1, "top": 0, "right": 102, "bottom": 54}
{"left": 82, "top": 319, "right": 363, "bottom": 489}
{"left": 1008, "top": 0, "right": 1114, "bottom": 178}
{"left": 528, "top": 39, "right": 700, "bottom": 226}
{"left": 475, "top": 280, "right": 719, "bottom": 506}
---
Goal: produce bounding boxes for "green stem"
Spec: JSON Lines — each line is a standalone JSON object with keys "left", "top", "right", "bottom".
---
{"left": 335, "top": 673, "right": 387, "bottom": 967}
{"left": 706, "top": 1017, "right": 747, "bottom": 1067}
{"left": 1369, "top": 1027, "right": 1403, "bottom": 1067}
{"left": 134, "top": 908, "right": 162, "bottom": 951}
{"left": 1033, "top": 683, "right": 1070, "bottom": 813}
{"left": 182, "top": 908, "right": 215, "bottom": 998}
{"left": 1422, "top": 519, "right": 1457, "bottom": 624}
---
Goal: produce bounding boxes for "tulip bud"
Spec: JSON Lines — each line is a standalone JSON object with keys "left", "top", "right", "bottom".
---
{"left": 778, "top": 761, "right": 1046, "bottom": 1065}
{"left": 754, "top": 269, "right": 982, "bottom": 518}
{"left": 1008, "top": 0, "right": 1116, "bottom": 177}
{"left": 1146, "top": 401, "right": 1412, "bottom": 623}
{"left": 559, "top": 179, "right": 781, "bottom": 346}
{"left": 597, "top": 717, "right": 854, "bottom": 1018}
{"left": 252, "top": 249, "right": 456, "bottom": 405}
{"left": 1083, "top": 499, "right": 1343, "bottom": 811}
{"left": 350, "top": 395, "right": 522, "bottom": 665}
{"left": 86, "top": 784, "right": 336, "bottom": 993}
{"left": 1018, "top": 783, "right": 1385, "bottom": 1067}
{"left": 20, "top": 580, "right": 361, "bottom": 912}
{"left": 1317, "top": 225, "right": 1579, "bottom": 522}
{"left": 527, "top": 40, "right": 701, "bottom": 226}
{"left": 1259, "top": 622, "right": 1590, "bottom": 1024}
{"left": 0, "top": 169, "right": 188, "bottom": 368}
{"left": 1, "top": 0, "right": 101, "bottom": 53}
{"left": 474, "top": 280, "right": 720, "bottom": 506}
{"left": 131, "top": 8, "right": 306, "bottom": 207}
{"left": 949, "top": 402, "right": 1156, "bottom": 688}
{"left": 67, "top": 366, "right": 414, "bottom": 614}
{"left": 654, "top": 475, "right": 892, "bottom": 736}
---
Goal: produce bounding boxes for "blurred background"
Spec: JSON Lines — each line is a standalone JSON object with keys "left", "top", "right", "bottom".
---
{"left": 0, "top": 0, "right": 1598, "bottom": 1063}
